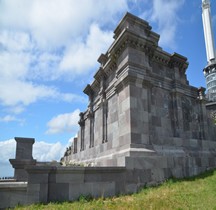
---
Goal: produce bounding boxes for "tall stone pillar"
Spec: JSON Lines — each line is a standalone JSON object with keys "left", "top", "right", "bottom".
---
{"left": 9, "top": 137, "right": 36, "bottom": 181}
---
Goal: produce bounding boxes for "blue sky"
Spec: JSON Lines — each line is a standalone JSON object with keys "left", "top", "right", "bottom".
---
{"left": 0, "top": 0, "right": 215, "bottom": 177}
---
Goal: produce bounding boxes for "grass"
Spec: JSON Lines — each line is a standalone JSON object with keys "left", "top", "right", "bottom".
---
{"left": 14, "top": 169, "right": 216, "bottom": 210}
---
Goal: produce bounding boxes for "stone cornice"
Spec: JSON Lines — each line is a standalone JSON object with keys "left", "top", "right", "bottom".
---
{"left": 83, "top": 84, "right": 94, "bottom": 96}
{"left": 15, "top": 137, "right": 35, "bottom": 144}
{"left": 150, "top": 48, "right": 170, "bottom": 66}
{"left": 94, "top": 67, "right": 106, "bottom": 82}
{"left": 169, "top": 53, "right": 188, "bottom": 73}
{"left": 82, "top": 12, "right": 190, "bottom": 108}
{"left": 113, "top": 12, "right": 159, "bottom": 44}
{"left": 97, "top": 53, "right": 108, "bottom": 67}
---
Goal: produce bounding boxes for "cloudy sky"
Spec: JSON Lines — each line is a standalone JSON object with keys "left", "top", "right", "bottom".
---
{"left": 0, "top": 0, "right": 215, "bottom": 177}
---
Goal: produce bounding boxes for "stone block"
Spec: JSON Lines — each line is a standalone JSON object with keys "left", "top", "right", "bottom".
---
{"left": 151, "top": 168, "right": 165, "bottom": 183}
{"left": 28, "top": 173, "right": 49, "bottom": 184}
{"left": 27, "top": 184, "right": 40, "bottom": 204}
{"left": 125, "top": 169, "right": 151, "bottom": 185}
{"left": 152, "top": 116, "right": 161, "bottom": 127}
{"left": 171, "top": 167, "right": 184, "bottom": 178}
{"left": 173, "top": 138, "right": 183, "bottom": 147}
{"left": 69, "top": 182, "right": 115, "bottom": 200}
{"left": 118, "top": 134, "right": 131, "bottom": 147}
{"left": 141, "top": 134, "right": 150, "bottom": 144}
{"left": 125, "top": 156, "right": 167, "bottom": 170}
{"left": 55, "top": 171, "right": 85, "bottom": 184}
{"left": 190, "top": 139, "right": 198, "bottom": 147}
{"left": 125, "top": 183, "right": 138, "bottom": 194}
{"left": 208, "top": 158, "right": 216, "bottom": 167}
{"left": 131, "top": 133, "right": 142, "bottom": 144}
{"left": 117, "top": 156, "right": 126, "bottom": 166}
{"left": 48, "top": 183, "right": 69, "bottom": 202}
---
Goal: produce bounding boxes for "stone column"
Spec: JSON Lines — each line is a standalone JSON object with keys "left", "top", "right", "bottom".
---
{"left": 9, "top": 137, "right": 36, "bottom": 181}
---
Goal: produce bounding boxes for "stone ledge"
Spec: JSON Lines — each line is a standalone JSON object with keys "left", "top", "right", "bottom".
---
{"left": 15, "top": 137, "right": 35, "bottom": 144}
{"left": 0, "top": 182, "right": 27, "bottom": 188}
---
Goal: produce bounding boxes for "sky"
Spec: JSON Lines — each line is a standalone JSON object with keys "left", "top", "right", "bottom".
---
{"left": 0, "top": 0, "right": 215, "bottom": 177}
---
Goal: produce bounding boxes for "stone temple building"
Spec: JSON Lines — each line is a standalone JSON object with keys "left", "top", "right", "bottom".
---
{"left": 63, "top": 12, "right": 216, "bottom": 172}
{"left": 1, "top": 12, "right": 216, "bottom": 209}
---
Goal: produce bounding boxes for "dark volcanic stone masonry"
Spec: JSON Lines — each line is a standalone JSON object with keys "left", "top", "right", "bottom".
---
{"left": 63, "top": 13, "right": 216, "bottom": 178}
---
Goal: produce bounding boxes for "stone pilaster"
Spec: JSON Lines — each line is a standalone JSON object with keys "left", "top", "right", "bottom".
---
{"left": 78, "top": 113, "right": 85, "bottom": 151}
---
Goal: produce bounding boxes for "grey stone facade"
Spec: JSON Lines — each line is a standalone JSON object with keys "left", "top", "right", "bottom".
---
{"left": 64, "top": 13, "right": 216, "bottom": 171}
{"left": 1, "top": 12, "right": 216, "bottom": 209}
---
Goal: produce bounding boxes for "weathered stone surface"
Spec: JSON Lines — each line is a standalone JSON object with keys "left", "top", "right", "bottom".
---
{"left": 64, "top": 13, "right": 216, "bottom": 170}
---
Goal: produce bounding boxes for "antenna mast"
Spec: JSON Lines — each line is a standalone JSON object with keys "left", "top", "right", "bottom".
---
{"left": 202, "top": 0, "right": 216, "bottom": 101}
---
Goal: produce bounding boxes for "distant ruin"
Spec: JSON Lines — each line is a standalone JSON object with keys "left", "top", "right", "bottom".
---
{"left": 1, "top": 13, "right": 216, "bottom": 209}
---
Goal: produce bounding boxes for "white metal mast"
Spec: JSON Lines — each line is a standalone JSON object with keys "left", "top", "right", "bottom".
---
{"left": 202, "top": 0, "right": 216, "bottom": 64}
{"left": 202, "top": 0, "right": 216, "bottom": 101}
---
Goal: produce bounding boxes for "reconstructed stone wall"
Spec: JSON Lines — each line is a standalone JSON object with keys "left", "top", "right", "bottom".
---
{"left": 64, "top": 13, "right": 216, "bottom": 170}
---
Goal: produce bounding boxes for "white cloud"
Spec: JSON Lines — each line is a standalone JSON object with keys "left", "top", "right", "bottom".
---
{"left": 0, "top": 162, "right": 14, "bottom": 177}
{"left": 0, "top": 80, "right": 54, "bottom": 106}
{"left": 0, "top": 30, "right": 85, "bottom": 109}
{"left": 46, "top": 109, "right": 80, "bottom": 134}
{"left": 0, "top": 0, "right": 129, "bottom": 113}
{"left": 0, "top": 115, "right": 16, "bottom": 122}
{"left": 6, "top": 106, "right": 25, "bottom": 115}
{"left": 0, "top": 138, "right": 67, "bottom": 177}
{"left": 0, "top": 0, "right": 186, "bottom": 115}
{"left": 0, "top": 0, "right": 128, "bottom": 49}
{"left": 59, "top": 24, "right": 113, "bottom": 77}
{"left": 142, "top": 0, "right": 185, "bottom": 49}
{"left": 0, "top": 139, "right": 16, "bottom": 163}
{"left": 0, "top": 115, "right": 24, "bottom": 124}
{"left": 0, "top": 139, "right": 16, "bottom": 176}
{"left": 33, "top": 141, "right": 65, "bottom": 161}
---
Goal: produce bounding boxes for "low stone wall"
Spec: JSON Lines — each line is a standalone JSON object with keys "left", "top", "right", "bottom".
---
{"left": 0, "top": 182, "right": 27, "bottom": 209}
{"left": 26, "top": 166, "right": 126, "bottom": 204}
{"left": 0, "top": 166, "right": 127, "bottom": 209}
{"left": 1, "top": 154, "right": 216, "bottom": 209}
{"left": 1, "top": 133, "right": 216, "bottom": 209}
